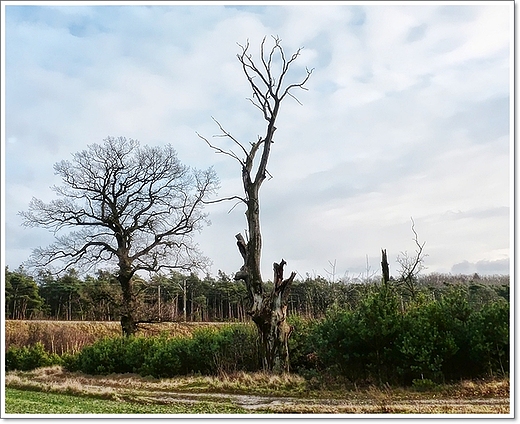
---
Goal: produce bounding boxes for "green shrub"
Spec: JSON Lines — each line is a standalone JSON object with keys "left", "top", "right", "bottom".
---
{"left": 140, "top": 336, "right": 189, "bottom": 378}
{"left": 354, "top": 285, "right": 402, "bottom": 383}
{"left": 307, "top": 284, "right": 510, "bottom": 385}
{"left": 60, "top": 351, "right": 80, "bottom": 371}
{"left": 188, "top": 327, "right": 223, "bottom": 374}
{"left": 74, "top": 337, "right": 132, "bottom": 375}
{"left": 6, "top": 342, "right": 62, "bottom": 371}
{"left": 120, "top": 336, "right": 157, "bottom": 374}
{"left": 468, "top": 299, "right": 509, "bottom": 377}
{"left": 398, "top": 299, "right": 459, "bottom": 383}
{"left": 214, "top": 324, "right": 260, "bottom": 373}
{"left": 310, "top": 286, "right": 402, "bottom": 384}
{"left": 141, "top": 324, "right": 260, "bottom": 378}
{"left": 310, "top": 307, "right": 364, "bottom": 379}
{"left": 411, "top": 377, "right": 437, "bottom": 392}
{"left": 287, "top": 314, "right": 319, "bottom": 373}
{"left": 71, "top": 324, "right": 261, "bottom": 378}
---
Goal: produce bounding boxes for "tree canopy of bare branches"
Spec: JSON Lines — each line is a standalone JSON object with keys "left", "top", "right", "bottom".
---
{"left": 20, "top": 136, "right": 218, "bottom": 335}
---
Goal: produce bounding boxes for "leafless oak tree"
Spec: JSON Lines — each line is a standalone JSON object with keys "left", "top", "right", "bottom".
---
{"left": 20, "top": 136, "right": 218, "bottom": 336}
{"left": 199, "top": 36, "right": 313, "bottom": 372}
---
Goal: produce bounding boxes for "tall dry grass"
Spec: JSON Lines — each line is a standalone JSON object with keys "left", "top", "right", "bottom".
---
{"left": 5, "top": 320, "right": 226, "bottom": 354}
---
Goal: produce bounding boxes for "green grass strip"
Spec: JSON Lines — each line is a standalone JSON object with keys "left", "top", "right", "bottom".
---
{"left": 4, "top": 388, "right": 249, "bottom": 415}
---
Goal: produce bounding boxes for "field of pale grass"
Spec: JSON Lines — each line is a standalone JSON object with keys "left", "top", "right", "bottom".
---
{"left": 5, "top": 320, "right": 225, "bottom": 354}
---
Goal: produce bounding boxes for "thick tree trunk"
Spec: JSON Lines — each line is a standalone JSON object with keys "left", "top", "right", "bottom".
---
{"left": 235, "top": 230, "right": 295, "bottom": 372}
{"left": 262, "top": 260, "right": 296, "bottom": 372}
{"left": 119, "top": 271, "right": 138, "bottom": 337}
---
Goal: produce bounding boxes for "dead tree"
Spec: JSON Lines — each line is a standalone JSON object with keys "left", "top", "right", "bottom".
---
{"left": 395, "top": 218, "right": 427, "bottom": 299}
{"left": 199, "top": 36, "right": 312, "bottom": 372}
{"left": 381, "top": 218, "right": 427, "bottom": 299}
{"left": 381, "top": 249, "right": 390, "bottom": 285}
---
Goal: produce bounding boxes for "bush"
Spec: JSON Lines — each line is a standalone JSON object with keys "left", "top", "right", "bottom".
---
{"left": 287, "top": 314, "right": 319, "bottom": 373}
{"left": 70, "top": 323, "right": 261, "bottom": 378}
{"left": 214, "top": 324, "right": 260, "bottom": 373}
{"left": 74, "top": 336, "right": 155, "bottom": 375}
{"left": 60, "top": 351, "right": 80, "bottom": 371}
{"left": 307, "top": 284, "right": 510, "bottom": 385}
{"left": 468, "top": 299, "right": 509, "bottom": 377}
{"left": 140, "top": 336, "right": 190, "bottom": 377}
{"left": 411, "top": 377, "right": 437, "bottom": 392}
{"left": 6, "top": 342, "right": 62, "bottom": 371}
{"left": 310, "top": 307, "right": 364, "bottom": 379}
{"left": 354, "top": 285, "right": 402, "bottom": 383}
{"left": 188, "top": 327, "right": 224, "bottom": 374}
{"left": 310, "top": 286, "right": 402, "bottom": 384}
{"left": 398, "top": 298, "right": 459, "bottom": 383}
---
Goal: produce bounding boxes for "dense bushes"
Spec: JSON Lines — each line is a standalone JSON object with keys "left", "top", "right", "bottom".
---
{"left": 291, "top": 284, "right": 510, "bottom": 385}
{"left": 6, "top": 342, "right": 62, "bottom": 371}
{"left": 68, "top": 324, "right": 260, "bottom": 378}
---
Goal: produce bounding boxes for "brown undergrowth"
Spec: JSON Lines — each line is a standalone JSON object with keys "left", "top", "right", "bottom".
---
{"left": 5, "top": 320, "right": 225, "bottom": 354}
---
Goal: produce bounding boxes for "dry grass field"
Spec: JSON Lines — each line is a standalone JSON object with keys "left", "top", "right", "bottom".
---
{"left": 5, "top": 366, "right": 510, "bottom": 415}
{"left": 5, "top": 320, "right": 226, "bottom": 354}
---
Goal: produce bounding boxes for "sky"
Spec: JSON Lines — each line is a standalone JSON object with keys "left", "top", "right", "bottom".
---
{"left": 2, "top": 1, "right": 513, "bottom": 281}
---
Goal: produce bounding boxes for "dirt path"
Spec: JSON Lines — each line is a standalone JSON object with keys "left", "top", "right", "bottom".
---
{"left": 5, "top": 367, "right": 510, "bottom": 415}
{"left": 126, "top": 389, "right": 510, "bottom": 414}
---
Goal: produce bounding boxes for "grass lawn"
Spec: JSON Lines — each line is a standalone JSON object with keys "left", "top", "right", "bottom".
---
{"left": 4, "top": 388, "right": 248, "bottom": 415}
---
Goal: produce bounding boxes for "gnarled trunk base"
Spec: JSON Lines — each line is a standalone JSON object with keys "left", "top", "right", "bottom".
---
{"left": 236, "top": 255, "right": 296, "bottom": 373}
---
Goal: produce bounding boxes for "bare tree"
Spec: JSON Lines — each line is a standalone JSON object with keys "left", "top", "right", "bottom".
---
{"left": 20, "top": 136, "right": 218, "bottom": 336}
{"left": 381, "top": 218, "right": 427, "bottom": 299}
{"left": 395, "top": 218, "right": 427, "bottom": 299}
{"left": 199, "top": 36, "right": 313, "bottom": 372}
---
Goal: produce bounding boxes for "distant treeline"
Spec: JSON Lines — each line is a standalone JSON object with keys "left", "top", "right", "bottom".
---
{"left": 5, "top": 266, "right": 509, "bottom": 323}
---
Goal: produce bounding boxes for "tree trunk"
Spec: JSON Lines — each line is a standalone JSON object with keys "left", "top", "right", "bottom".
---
{"left": 381, "top": 249, "right": 390, "bottom": 285}
{"left": 263, "top": 260, "right": 296, "bottom": 372}
{"left": 233, "top": 161, "right": 297, "bottom": 372}
{"left": 119, "top": 272, "right": 138, "bottom": 337}
{"left": 235, "top": 228, "right": 295, "bottom": 372}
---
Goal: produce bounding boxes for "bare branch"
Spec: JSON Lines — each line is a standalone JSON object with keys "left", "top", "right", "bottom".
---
{"left": 286, "top": 91, "right": 304, "bottom": 106}
{"left": 280, "top": 67, "right": 314, "bottom": 101}
{"left": 196, "top": 132, "right": 244, "bottom": 166}
{"left": 211, "top": 117, "right": 250, "bottom": 158}
{"left": 202, "top": 195, "right": 247, "bottom": 205}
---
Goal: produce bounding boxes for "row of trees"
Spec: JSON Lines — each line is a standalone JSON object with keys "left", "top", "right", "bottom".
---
{"left": 5, "top": 265, "right": 509, "bottom": 323}
{"left": 5, "top": 266, "right": 245, "bottom": 323}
